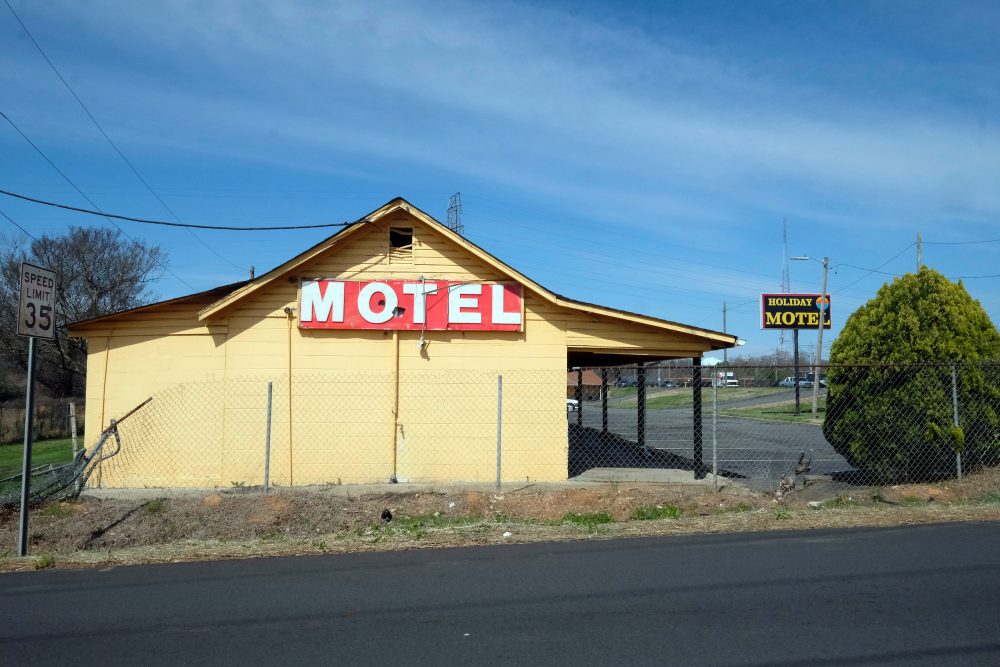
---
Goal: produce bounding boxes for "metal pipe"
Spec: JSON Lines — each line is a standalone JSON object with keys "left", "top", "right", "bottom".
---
{"left": 286, "top": 309, "right": 294, "bottom": 486}
{"left": 637, "top": 363, "right": 646, "bottom": 450}
{"left": 18, "top": 337, "right": 37, "bottom": 557}
{"left": 811, "top": 257, "right": 829, "bottom": 417}
{"left": 575, "top": 368, "right": 583, "bottom": 428}
{"left": 390, "top": 330, "right": 400, "bottom": 483}
{"left": 793, "top": 329, "right": 800, "bottom": 415}
{"left": 264, "top": 381, "right": 273, "bottom": 494}
{"left": 496, "top": 375, "right": 503, "bottom": 493}
{"left": 693, "top": 357, "right": 704, "bottom": 479}
{"left": 600, "top": 368, "right": 609, "bottom": 433}
{"left": 69, "top": 401, "right": 78, "bottom": 459}
{"left": 952, "top": 365, "right": 962, "bottom": 480}
{"left": 712, "top": 380, "right": 718, "bottom": 492}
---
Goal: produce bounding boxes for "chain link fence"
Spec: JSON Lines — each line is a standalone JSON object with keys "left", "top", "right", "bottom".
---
{"left": 67, "top": 362, "right": 1000, "bottom": 496}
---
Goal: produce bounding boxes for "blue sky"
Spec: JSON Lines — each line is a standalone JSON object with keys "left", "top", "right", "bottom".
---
{"left": 2, "top": 0, "right": 998, "bottom": 359}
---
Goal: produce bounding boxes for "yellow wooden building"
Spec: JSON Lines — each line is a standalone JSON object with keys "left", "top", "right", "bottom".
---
{"left": 68, "top": 198, "right": 735, "bottom": 487}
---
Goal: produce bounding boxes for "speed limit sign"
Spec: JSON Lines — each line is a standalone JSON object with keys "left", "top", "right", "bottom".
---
{"left": 17, "top": 262, "right": 56, "bottom": 339}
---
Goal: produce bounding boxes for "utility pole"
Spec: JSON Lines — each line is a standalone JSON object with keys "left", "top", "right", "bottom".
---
{"left": 916, "top": 231, "right": 922, "bottom": 271}
{"left": 722, "top": 301, "right": 727, "bottom": 363}
{"left": 811, "top": 257, "right": 829, "bottom": 417}
{"left": 778, "top": 220, "right": 790, "bottom": 355}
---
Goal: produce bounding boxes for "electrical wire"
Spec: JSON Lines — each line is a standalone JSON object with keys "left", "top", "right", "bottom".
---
{"left": 0, "top": 187, "right": 357, "bottom": 231}
{"left": 831, "top": 243, "right": 915, "bottom": 295}
{"left": 0, "top": 110, "right": 195, "bottom": 289}
{"left": 836, "top": 262, "right": 999, "bottom": 280}
{"left": 924, "top": 238, "right": 1000, "bottom": 245}
{"left": 0, "top": 208, "right": 38, "bottom": 240}
{"left": 3, "top": 0, "right": 244, "bottom": 270}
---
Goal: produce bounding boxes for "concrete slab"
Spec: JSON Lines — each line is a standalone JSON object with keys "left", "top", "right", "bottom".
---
{"left": 572, "top": 468, "right": 734, "bottom": 487}
{"left": 80, "top": 473, "right": 738, "bottom": 501}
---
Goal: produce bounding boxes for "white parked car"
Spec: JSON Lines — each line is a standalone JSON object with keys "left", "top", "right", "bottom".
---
{"left": 566, "top": 398, "right": 579, "bottom": 412}
{"left": 778, "top": 377, "right": 813, "bottom": 388}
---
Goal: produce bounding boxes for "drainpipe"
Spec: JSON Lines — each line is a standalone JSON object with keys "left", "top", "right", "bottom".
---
{"left": 284, "top": 307, "right": 295, "bottom": 486}
{"left": 390, "top": 330, "right": 400, "bottom": 483}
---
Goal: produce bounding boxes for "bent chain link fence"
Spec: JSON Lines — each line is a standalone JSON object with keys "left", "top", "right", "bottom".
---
{"left": 7, "top": 362, "right": 995, "bottom": 505}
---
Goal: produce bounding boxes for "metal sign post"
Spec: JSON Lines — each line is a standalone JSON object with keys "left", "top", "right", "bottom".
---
{"left": 16, "top": 262, "right": 57, "bottom": 558}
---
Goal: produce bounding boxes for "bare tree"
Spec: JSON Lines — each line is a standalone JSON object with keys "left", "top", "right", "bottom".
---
{"left": 0, "top": 227, "right": 167, "bottom": 396}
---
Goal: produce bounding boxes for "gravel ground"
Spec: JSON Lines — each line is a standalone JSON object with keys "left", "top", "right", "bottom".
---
{"left": 1, "top": 467, "right": 998, "bottom": 571}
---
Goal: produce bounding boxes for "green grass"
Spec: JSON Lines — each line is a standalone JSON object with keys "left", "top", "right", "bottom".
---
{"left": 720, "top": 396, "right": 827, "bottom": 424}
{"left": 0, "top": 438, "right": 75, "bottom": 479}
{"left": 823, "top": 495, "right": 863, "bottom": 509}
{"left": 394, "top": 514, "right": 485, "bottom": 538}
{"left": 34, "top": 553, "right": 56, "bottom": 570}
{"left": 622, "top": 387, "right": 788, "bottom": 410}
{"left": 561, "top": 512, "right": 613, "bottom": 530}
{"left": 630, "top": 504, "right": 681, "bottom": 521}
{"left": 146, "top": 498, "right": 166, "bottom": 514}
{"left": 41, "top": 502, "right": 74, "bottom": 518}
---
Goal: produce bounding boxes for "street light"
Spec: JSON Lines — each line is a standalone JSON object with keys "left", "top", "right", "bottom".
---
{"left": 790, "top": 255, "right": 829, "bottom": 417}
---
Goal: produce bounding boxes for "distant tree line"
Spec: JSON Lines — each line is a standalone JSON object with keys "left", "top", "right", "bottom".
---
{"left": 0, "top": 227, "right": 167, "bottom": 397}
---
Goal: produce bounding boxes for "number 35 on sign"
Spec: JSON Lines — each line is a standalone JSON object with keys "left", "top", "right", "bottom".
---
{"left": 18, "top": 263, "right": 56, "bottom": 339}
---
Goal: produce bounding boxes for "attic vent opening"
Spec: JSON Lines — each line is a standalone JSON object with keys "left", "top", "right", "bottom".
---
{"left": 388, "top": 227, "right": 413, "bottom": 264}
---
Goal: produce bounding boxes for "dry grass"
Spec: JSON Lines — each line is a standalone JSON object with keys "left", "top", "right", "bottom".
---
{"left": 1, "top": 468, "right": 998, "bottom": 572}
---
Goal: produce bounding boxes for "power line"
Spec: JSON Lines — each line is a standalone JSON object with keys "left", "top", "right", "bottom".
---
{"left": 0, "top": 110, "right": 195, "bottom": 290}
{"left": 0, "top": 187, "right": 357, "bottom": 231}
{"left": 3, "top": 0, "right": 239, "bottom": 271}
{"left": 0, "top": 208, "right": 38, "bottom": 240}
{"left": 831, "top": 243, "right": 915, "bottom": 295}
{"left": 924, "top": 238, "right": 1000, "bottom": 245}
{"left": 836, "top": 262, "right": 999, "bottom": 280}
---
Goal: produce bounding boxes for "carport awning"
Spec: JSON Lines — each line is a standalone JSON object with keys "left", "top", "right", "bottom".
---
{"left": 568, "top": 350, "right": 700, "bottom": 368}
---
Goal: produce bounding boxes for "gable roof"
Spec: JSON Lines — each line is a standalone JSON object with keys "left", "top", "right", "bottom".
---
{"left": 193, "top": 197, "right": 736, "bottom": 347}
{"left": 69, "top": 197, "right": 736, "bottom": 349}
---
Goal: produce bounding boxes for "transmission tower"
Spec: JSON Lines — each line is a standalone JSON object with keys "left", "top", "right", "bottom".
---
{"left": 446, "top": 192, "right": 463, "bottom": 235}
{"left": 778, "top": 219, "right": 791, "bottom": 353}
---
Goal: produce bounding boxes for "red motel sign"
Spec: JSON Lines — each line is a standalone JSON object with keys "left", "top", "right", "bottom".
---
{"left": 299, "top": 280, "right": 524, "bottom": 331}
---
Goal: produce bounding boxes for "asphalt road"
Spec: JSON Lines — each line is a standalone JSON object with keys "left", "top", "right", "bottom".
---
{"left": 578, "top": 402, "right": 847, "bottom": 483}
{"left": 2, "top": 522, "right": 998, "bottom": 665}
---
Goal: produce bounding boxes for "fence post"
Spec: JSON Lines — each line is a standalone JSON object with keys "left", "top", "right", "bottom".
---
{"left": 264, "top": 381, "right": 273, "bottom": 494}
{"left": 692, "top": 358, "right": 704, "bottom": 479}
{"left": 496, "top": 375, "right": 503, "bottom": 493}
{"left": 600, "top": 369, "right": 608, "bottom": 433}
{"left": 637, "top": 363, "right": 646, "bottom": 450}
{"left": 712, "top": 380, "right": 718, "bottom": 492}
{"left": 575, "top": 368, "right": 583, "bottom": 428}
{"left": 951, "top": 365, "right": 961, "bottom": 480}
{"left": 69, "top": 402, "right": 78, "bottom": 459}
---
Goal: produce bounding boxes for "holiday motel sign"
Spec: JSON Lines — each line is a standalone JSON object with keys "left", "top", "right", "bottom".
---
{"left": 760, "top": 293, "right": 831, "bottom": 330}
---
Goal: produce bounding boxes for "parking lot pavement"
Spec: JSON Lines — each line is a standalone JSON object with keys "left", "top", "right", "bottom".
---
{"left": 577, "top": 405, "right": 852, "bottom": 486}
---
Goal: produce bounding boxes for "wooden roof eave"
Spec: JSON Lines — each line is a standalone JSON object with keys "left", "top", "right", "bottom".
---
{"left": 66, "top": 279, "right": 251, "bottom": 337}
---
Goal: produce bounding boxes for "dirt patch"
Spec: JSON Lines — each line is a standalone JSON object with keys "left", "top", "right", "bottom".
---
{"left": 881, "top": 484, "right": 956, "bottom": 504}
{"left": 1, "top": 468, "right": 998, "bottom": 571}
